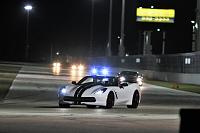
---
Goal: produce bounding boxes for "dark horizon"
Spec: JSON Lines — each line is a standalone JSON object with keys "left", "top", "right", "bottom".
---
{"left": 0, "top": 0, "right": 196, "bottom": 62}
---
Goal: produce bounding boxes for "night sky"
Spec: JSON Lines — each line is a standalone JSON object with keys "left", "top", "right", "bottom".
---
{"left": 0, "top": 0, "right": 196, "bottom": 62}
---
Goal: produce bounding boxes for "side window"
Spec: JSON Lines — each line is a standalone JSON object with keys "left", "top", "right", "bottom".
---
{"left": 82, "top": 77, "right": 93, "bottom": 84}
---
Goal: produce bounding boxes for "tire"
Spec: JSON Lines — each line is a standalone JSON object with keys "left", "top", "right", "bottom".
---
{"left": 127, "top": 91, "right": 139, "bottom": 109}
{"left": 59, "top": 102, "right": 70, "bottom": 108}
{"left": 105, "top": 92, "right": 114, "bottom": 109}
{"left": 86, "top": 105, "right": 96, "bottom": 108}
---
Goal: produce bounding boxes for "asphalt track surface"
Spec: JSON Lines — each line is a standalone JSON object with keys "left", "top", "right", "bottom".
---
{"left": 0, "top": 64, "right": 200, "bottom": 133}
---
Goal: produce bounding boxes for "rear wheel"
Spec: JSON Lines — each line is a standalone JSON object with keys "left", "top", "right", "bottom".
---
{"left": 127, "top": 91, "right": 139, "bottom": 108}
{"left": 105, "top": 92, "right": 114, "bottom": 109}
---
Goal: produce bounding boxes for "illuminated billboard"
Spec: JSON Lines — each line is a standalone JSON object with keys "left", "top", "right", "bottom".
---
{"left": 136, "top": 8, "right": 175, "bottom": 23}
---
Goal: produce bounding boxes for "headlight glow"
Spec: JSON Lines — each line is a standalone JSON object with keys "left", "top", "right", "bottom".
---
{"left": 78, "top": 64, "right": 84, "bottom": 70}
{"left": 137, "top": 77, "right": 142, "bottom": 82}
{"left": 61, "top": 88, "right": 67, "bottom": 95}
{"left": 53, "top": 63, "right": 57, "bottom": 67}
{"left": 53, "top": 62, "right": 61, "bottom": 67}
{"left": 71, "top": 65, "right": 77, "bottom": 70}
{"left": 120, "top": 76, "right": 126, "bottom": 82}
{"left": 57, "top": 63, "right": 61, "bottom": 67}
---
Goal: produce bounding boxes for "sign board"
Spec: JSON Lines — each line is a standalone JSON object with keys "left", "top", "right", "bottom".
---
{"left": 136, "top": 8, "right": 175, "bottom": 23}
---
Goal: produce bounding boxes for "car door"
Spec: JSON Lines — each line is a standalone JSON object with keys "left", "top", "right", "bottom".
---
{"left": 113, "top": 83, "right": 131, "bottom": 105}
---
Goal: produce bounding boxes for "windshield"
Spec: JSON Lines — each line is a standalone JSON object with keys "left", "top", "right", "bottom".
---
{"left": 77, "top": 76, "right": 118, "bottom": 86}
{"left": 120, "top": 71, "right": 139, "bottom": 76}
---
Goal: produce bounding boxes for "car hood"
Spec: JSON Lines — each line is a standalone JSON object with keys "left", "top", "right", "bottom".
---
{"left": 63, "top": 83, "right": 104, "bottom": 95}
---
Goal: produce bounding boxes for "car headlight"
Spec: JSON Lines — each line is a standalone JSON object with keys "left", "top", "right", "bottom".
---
{"left": 53, "top": 62, "right": 61, "bottom": 67}
{"left": 93, "top": 88, "right": 107, "bottom": 95}
{"left": 137, "top": 77, "right": 142, "bottom": 82}
{"left": 71, "top": 65, "right": 77, "bottom": 70}
{"left": 60, "top": 87, "right": 68, "bottom": 95}
{"left": 120, "top": 76, "right": 126, "bottom": 82}
{"left": 78, "top": 64, "right": 84, "bottom": 70}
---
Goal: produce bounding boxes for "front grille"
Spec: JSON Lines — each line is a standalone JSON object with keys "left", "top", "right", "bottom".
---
{"left": 63, "top": 96, "right": 96, "bottom": 103}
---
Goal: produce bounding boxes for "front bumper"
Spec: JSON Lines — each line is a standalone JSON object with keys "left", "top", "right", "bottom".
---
{"left": 62, "top": 96, "right": 96, "bottom": 104}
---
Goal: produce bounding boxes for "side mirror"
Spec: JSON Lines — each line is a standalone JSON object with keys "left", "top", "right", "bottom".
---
{"left": 119, "top": 82, "right": 128, "bottom": 88}
{"left": 72, "top": 81, "right": 76, "bottom": 84}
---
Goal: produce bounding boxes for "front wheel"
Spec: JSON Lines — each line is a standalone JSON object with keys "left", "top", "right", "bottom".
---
{"left": 105, "top": 92, "right": 114, "bottom": 109}
{"left": 127, "top": 91, "right": 140, "bottom": 109}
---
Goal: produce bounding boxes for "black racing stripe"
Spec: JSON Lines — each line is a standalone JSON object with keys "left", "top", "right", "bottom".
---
{"left": 77, "top": 83, "right": 98, "bottom": 104}
{"left": 74, "top": 83, "right": 95, "bottom": 104}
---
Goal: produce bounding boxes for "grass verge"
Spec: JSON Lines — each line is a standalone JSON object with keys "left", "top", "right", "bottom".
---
{"left": 0, "top": 65, "right": 21, "bottom": 100}
{"left": 145, "top": 79, "right": 200, "bottom": 94}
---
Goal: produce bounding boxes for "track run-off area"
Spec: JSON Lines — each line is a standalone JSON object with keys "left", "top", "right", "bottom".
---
{"left": 0, "top": 63, "right": 200, "bottom": 133}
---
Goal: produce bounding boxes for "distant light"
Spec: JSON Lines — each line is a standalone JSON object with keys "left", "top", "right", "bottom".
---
{"left": 157, "top": 28, "right": 161, "bottom": 32}
{"left": 53, "top": 62, "right": 61, "bottom": 67}
{"left": 71, "top": 65, "right": 77, "bottom": 70}
{"left": 92, "top": 68, "right": 97, "bottom": 74}
{"left": 56, "top": 52, "right": 60, "bottom": 55}
{"left": 139, "top": 7, "right": 143, "bottom": 9}
{"left": 24, "top": 5, "right": 32, "bottom": 11}
{"left": 195, "top": 23, "right": 198, "bottom": 29}
{"left": 191, "top": 21, "right": 195, "bottom": 24}
{"left": 101, "top": 68, "right": 109, "bottom": 76}
{"left": 151, "top": 6, "right": 154, "bottom": 9}
{"left": 78, "top": 64, "right": 84, "bottom": 70}
{"left": 117, "top": 36, "right": 120, "bottom": 39}
{"left": 125, "top": 53, "right": 129, "bottom": 57}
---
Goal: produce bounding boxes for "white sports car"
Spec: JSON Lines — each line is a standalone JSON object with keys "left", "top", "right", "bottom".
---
{"left": 58, "top": 75, "right": 141, "bottom": 109}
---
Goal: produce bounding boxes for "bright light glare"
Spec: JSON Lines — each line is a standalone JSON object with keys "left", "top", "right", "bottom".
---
{"left": 53, "top": 66, "right": 61, "bottom": 75}
{"left": 78, "top": 65, "right": 84, "bottom": 70}
{"left": 120, "top": 76, "right": 126, "bottom": 82}
{"left": 71, "top": 65, "right": 77, "bottom": 70}
{"left": 102, "top": 68, "right": 109, "bottom": 75}
{"left": 53, "top": 63, "right": 57, "bottom": 67}
{"left": 157, "top": 28, "right": 161, "bottom": 32}
{"left": 24, "top": 5, "right": 32, "bottom": 10}
{"left": 137, "top": 77, "right": 142, "bottom": 82}
{"left": 92, "top": 68, "right": 97, "bottom": 74}
{"left": 53, "top": 62, "right": 61, "bottom": 67}
{"left": 57, "top": 63, "right": 61, "bottom": 67}
{"left": 61, "top": 88, "right": 67, "bottom": 94}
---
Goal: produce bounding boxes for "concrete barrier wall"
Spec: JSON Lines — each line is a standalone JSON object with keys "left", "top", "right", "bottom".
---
{"left": 141, "top": 70, "right": 200, "bottom": 85}
{"left": 85, "top": 53, "right": 200, "bottom": 85}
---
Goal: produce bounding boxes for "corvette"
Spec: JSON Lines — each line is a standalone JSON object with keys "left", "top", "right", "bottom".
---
{"left": 118, "top": 71, "right": 144, "bottom": 86}
{"left": 58, "top": 75, "right": 141, "bottom": 109}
